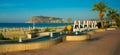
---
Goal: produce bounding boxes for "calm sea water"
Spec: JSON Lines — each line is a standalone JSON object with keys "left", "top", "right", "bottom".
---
{"left": 0, "top": 23, "right": 71, "bottom": 28}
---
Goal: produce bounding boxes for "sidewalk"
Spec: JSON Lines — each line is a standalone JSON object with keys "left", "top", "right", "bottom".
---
{"left": 1, "top": 29, "right": 120, "bottom": 55}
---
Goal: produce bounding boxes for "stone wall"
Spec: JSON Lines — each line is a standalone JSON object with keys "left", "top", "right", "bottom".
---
{"left": 37, "top": 32, "right": 50, "bottom": 37}
{"left": 0, "top": 37, "right": 62, "bottom": 53}
{"left": 27, "top": 32, "right": 50, "bottom": 39}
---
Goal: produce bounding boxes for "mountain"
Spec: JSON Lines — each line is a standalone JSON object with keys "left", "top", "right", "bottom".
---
{"left": 27, "top": 16, "right": 71, "bottom": 23}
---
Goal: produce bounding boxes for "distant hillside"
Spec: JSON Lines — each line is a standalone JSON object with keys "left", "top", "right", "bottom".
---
{"left": 27, "top": 16, "right": 71, "bottom": 23}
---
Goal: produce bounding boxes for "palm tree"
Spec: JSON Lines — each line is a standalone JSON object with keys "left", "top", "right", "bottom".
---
{"left": 92, "top": 2, "right": 110, "bottom": 28}
{"left": 107, "top": 9, "right": 120, "bottom": 27}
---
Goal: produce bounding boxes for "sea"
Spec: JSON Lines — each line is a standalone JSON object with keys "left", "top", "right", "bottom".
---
{"left": 0, "top": 23, "right": 72, "bottom": 28}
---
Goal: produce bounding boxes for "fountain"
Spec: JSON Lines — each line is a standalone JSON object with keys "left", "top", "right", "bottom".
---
{"left": 63, "top": 20, "right": 91, "bottom": 41}
{"left": 50, "top": 32, "right": 53, "bottom": 38}
{"left": 75, "top": 31, "right": 78, "bottom": 35}
{"left": 60, "top": 32, "right": 62, "bottom": 35}
{"left": 0, "top": 20, "right": 98, "bottom": 53}
{"left": 0, "top": 32, "right": 64, "bottom": 53}
{"left": 64, "top": 20, "right": 99, "bottom": 41}
{"left": 18, "top": 37, "right": 22, "bottom": 42}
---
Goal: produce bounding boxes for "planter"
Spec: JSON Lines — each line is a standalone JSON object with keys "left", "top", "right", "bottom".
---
{"left": 94, "top": 29, "right": 105, "bottom": 32}
{"left": 106, "top": 28, "right": 116, "bottom": 30}
{"left": 64, "top": 35, "right": 89, "bottom": 41}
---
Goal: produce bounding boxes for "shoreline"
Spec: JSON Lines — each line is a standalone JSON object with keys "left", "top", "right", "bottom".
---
{"left": 0, "top": 23, "right": 71, "bottom": 29}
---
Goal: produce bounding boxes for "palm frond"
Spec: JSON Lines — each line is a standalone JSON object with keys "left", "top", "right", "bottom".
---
{"left": 92, "top": 1, "right": 109, "bottom": 12}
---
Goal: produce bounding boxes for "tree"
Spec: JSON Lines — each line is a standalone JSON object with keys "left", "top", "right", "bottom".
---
{"left": 92, "top": 2, "right": 110, "bottom": 28}
{"left": 107, "top": 9, "right": 120, "bottom": 27}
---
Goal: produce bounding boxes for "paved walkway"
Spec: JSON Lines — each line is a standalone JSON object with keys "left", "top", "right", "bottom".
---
{"left": 1, "top": 29, "right": 120, "bottom": 55}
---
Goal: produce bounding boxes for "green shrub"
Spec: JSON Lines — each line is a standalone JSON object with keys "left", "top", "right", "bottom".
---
{"left": 63, "top": 27, "right": 67, "bottom": 31}
{"left": 116, "top": 21, "right": 120, "bottom": 27}
{"left": 0, "top": 33, "right": 11, "bottom": 40}
{"left": 31, "top": 29, "right": 39, "bottom": 33}
{"left": 51, "top": 28, "right": 56, "bottom": 32}
{"left": 97, "top": 22, "right": 101, "bottom": 28}
{"left": 0, "top": 33, "right": 4, "bottom": 40}
{"left": 44, "top": 28, "right": 51, "bottom": 32}
{"left": 3, "top": 38, "right": 11, "bottom": 40}
{"left": 62, "top": 26, "right": 73, "bottom": 32}
{"left": 12, "top": 36, "right": 19, "bottom": 41}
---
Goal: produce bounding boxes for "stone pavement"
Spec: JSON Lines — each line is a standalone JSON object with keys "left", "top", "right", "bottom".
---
{"left": 1, "top": 29, "right": 120, "bottom": 55}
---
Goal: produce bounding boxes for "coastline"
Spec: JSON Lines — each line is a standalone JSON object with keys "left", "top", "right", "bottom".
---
{"left": 0, "top": 23, "right": 71, "bottom": 28}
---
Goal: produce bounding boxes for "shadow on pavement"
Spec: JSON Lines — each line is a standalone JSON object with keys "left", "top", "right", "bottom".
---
{"left": 87, "top": 36, "right": 103, "bottom": 42}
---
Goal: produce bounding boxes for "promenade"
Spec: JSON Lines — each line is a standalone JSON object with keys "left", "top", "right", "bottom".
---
{"left": 1, "top": 29, "right": 120, "bottom": 55}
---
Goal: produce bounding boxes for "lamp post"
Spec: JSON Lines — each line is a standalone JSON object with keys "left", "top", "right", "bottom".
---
{"left": 60, "top": 32, "right": 62, "bottom": 35}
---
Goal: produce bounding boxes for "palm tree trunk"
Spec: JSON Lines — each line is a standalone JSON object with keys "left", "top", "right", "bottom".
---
{"left": 99, "top": 12, "right": 104, "bottom": 28}
{"left": 112, "top": 19, "right": 114, "bottom": 26}
{"left": 100, "top": 17, "right": 104, "bottom": 28}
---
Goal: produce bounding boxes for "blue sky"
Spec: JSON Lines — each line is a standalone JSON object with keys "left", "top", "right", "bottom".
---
{"left": 0, "top": 0, "right": 120, "bottom": 23}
